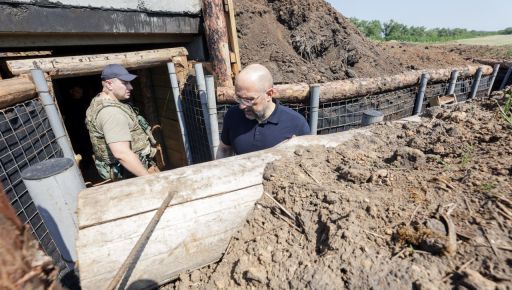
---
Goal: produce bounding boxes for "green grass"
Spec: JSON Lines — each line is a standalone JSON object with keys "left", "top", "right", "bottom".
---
{"left": 451, "top": 35, "right": 512, "bottom": 46}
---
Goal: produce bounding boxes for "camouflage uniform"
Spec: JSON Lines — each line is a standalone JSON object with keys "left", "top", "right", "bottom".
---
{"left": 85, "top": 94, "right": 155, "bottom": 180}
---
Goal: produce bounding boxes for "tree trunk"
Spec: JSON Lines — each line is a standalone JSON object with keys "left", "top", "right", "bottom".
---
{"left": 217, "top": 65, "right": 492, "bottom": 103}
{"left": 0, "top": 76, "right": 37, "bottom": 109}
{"left": 202, "top": 0, "right": 233, "bottom": 87}
{"left": 6, "top": 47, "right": 188, "bottom": 79}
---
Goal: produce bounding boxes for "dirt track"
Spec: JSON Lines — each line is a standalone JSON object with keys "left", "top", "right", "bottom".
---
{"left": 171, "top": 89, "right": 512, "bottom": 289}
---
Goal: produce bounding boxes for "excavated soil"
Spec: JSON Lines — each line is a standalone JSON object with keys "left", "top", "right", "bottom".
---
{"left": 234, "top": 0, "right": 473, "bottom": 83}
{"left": 171, "top": 90, "right": 512, "bottom": 289}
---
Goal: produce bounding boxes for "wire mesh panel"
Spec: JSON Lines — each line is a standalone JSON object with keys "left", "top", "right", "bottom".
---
{"left": 317, "top": 86, "right": 417, "bottom": 134}
{"left": 181, "top": 79, "right": 212, "bottom": 164}
{"left": 453, "top": 77, "right": 473, "bottom": 102}
{"left": 475, "top": 75, "right": 492, "bottom": 98}
{"left": 0, "top": 98, "right": 70, "bottom": 274}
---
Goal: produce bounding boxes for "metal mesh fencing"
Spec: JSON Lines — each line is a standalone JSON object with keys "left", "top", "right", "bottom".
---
{"left": 476, "top": 75, "right": 492, "bottom": 98}
{"left": 453, "top": 77, "right": 473, "bottom": 102}
{"left": 0, "top": 98, "right": 70, "bottom": 274}
{"left": 181, "top": 79, "right": 212, "bottom": 164}
{"left": 183, "top": 74, "right": 492, "bottom": 162}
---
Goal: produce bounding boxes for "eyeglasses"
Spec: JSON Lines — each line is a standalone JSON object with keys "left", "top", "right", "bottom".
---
{"left": 234, "top": 94, "right": 263, "bottom": 106}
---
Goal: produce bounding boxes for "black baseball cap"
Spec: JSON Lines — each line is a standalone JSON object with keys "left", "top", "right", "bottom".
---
{"left": 101, "top": 64, "right": 137, "bottom": 81}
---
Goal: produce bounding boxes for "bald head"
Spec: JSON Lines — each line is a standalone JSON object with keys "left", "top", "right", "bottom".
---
{"left": 235, "top": 64, "right": 274, "bottom": 94}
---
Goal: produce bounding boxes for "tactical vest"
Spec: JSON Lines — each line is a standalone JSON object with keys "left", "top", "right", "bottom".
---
{"left": 85, "top": 94, "right": 151, "bottom": 166}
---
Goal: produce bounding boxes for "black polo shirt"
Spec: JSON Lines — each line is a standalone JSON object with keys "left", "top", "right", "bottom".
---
{"left": 221, "top": 101, "right": 310, "bottom": 154}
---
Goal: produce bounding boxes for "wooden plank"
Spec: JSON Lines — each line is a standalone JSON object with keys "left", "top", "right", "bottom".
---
{"left": 78, "top": 148, "right": 278, "bottom": 228}
{"left": 225, "top": 0, "right": 242, "bottom": 75}
{"left": 0, "top": 77, "right": 37, "bottom": 109}
{"left": 77, "top": 128, "right": 368, "bottom": 289}
{"left": 6, "top": 48, "right": 188, "bottom": 78}
{"left": 78, "top": 185, "right": 262, "bottom": 290}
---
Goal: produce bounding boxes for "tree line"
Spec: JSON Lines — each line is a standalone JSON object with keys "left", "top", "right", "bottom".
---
{"left": 350, "top": 18, "right": 512, "bottom": 42}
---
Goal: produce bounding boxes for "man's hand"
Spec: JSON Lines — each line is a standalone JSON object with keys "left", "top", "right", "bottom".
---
{"left": 148, "top": 165, "right": 160, "bottom": 174}
{"left": 216, "top": 141, "right": 234, "bottom": 159}
{"left": 108, "top": 141, "right": 149, "bottom": 177}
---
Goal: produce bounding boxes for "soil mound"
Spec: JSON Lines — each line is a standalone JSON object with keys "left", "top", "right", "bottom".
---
{"left": 234, "top": 0, "right": 471, "bottom": 83}
{"left": 170, "top": 90, "right": 512, "bottom": 289}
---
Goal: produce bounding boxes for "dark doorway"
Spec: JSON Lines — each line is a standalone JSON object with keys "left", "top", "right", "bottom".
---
{"left": 53, "top": 75, "right": 101, "bottom": 183}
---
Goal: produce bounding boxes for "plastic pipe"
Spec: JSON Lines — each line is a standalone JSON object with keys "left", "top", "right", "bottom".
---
{"left": 413, "top": 73, "right": 429, "bottom": 115}
{"left": 487, "top": 64, "right": 500, "bottom": 96}
{"left": 194, "top": 63, "right": 213, "bottom": 157}
{"left": 361, "top": 109, "right": 384, "bottom": 125}
{"left": 21, "top": 158, "right": 85, "bottom": 267}
{"left": 31, "top": 69, "right": 75, "bottom": 161}
{"left": 499, "top": 65, "right": 512, "bottom": 90}
{"left": 309, "top": 85, "right": 320, "bottom": 135}
{"left": 447, "top": 70, "right": 459, "bottom": 95}
{"left": 469, "top": 67, "right": 483, "bottom": 99}
{"left": 167, "top": 63, "right": 193, "bottom": 165}
{"left": 205, "top": 76, "right": 220, "bottom": 159}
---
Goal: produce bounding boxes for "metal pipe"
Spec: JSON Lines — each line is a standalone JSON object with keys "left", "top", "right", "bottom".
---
{"left": 413, "top": 73, "right": 429, "bottom": 115}
{"left": 309, "top": 85, "right": 320, "bottom": 135}
{"left": 167, "top": 63, "right": 192, "bottom": 165}
{"left": 469, "top": 67, "right": 483, "bottom": 99}
{"left": 21, "top": 157, "right": 85, "bottom": 267}
{"left": 447, "top": 70, "right": 459, "bottom": 95}
{"left": 499, "top": 65, "right": 512, "bottom": 90}
{"left": 487, "top": 64, "right": 501, "bottom": 96}
{"left": 361, "top": 110, "right": 384, "bottom": 126}
{"left": 194, "top": 63, "right": 213, "bottom": 158}
{"left": 31, "top": 69, "right": 76, "bottom": 160}
{"left": 205, "top": 76, "right": 221, "bottom": 159}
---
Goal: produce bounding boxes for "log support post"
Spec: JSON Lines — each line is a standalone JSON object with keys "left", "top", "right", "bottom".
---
{"left": 469, "top": 67, "right": 483, "bottom": 99}
{"left": 413, "top": 73, "right": 429, "bottom": 115}
{"left": 487, "top": 64, "right": 500, "bottom": 96}
{"left": 499, "top": 65, "right": 512, "bottom": 90}
{"left": 309, "top": 85, "right": 320, "bottom": 135}
{"left": 202, "top": 0, "right": 233, "bottom": 87}
{"left": 447, "top": 70, "right": 459, "bottom": 95}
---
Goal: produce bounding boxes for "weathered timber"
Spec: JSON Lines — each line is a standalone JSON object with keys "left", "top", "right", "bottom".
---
{"left": 6, "top": 48, "right": 188, "bottom": 79}
{"left": 216, "top": 65, "right": 493, "bottom": 103}
{"left": 474, "top": 59, "right": 511, "bottom": 69}
{"left": 202, "top": 0, "right": 233, "bottom": 87}
{"left": 0, "top": 77, "right": 37, "bottom": 109}
{"left": 77, "top": 127, "right": 365, "bottom": 289}
{"left": 225, "top": 0, "right": 242, "bottom": 75}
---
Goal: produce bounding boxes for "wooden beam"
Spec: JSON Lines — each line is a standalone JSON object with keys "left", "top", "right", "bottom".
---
{"left": 225, "top": 0, "right": 242, "bottom": 75}
{"left": 216, "top": 65, "right": 494, "bottom": 103}
{"left": 6, "top": 48, "right": 188, "bottom": 79}
{"left": 474, "top": 59, "right": 511, "bottom": 69}
{"left": 202, "top": 0, "right": 233, "bottom": 87}
{"left": 0, "top": 77, "right": 37, "bottom": 109}
{"left": 77, "top": 125, "right": 366, "bottom": 289}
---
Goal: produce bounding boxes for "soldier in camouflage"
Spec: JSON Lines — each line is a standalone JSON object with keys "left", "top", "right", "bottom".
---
{"left": 85, "top": 64, "right": 158, "bottom": 180}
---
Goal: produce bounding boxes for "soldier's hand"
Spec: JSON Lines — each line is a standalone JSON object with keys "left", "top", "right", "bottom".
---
{"left": 148, "top": 165, "right": 160, "bottom": 174}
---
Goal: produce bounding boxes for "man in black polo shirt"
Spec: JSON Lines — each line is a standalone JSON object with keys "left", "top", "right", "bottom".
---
{"left": 217, "top": 64, "right": 310, "bottom": 158}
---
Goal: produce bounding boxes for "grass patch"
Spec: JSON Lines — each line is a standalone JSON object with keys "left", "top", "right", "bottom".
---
{"left": 480, "top": 183, "right": 497, "bottom": 192}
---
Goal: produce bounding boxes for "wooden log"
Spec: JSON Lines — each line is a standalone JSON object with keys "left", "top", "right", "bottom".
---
{"left": 474, "top": 58, "right": 511, "bottom": 69}
{"left": 6, "top": 48, "right": 188, "bottom": 79}
{"left": 0, "top": 77, "right": 37, "bottom": 109}
{"left": 202, "top": 0, "right": 233, "bottom": 87}
{"left": 216, "top": 65, "right": 493, "bottom": 103}
{"left": 77, "top": 126, "right": 366, "bottom": 289}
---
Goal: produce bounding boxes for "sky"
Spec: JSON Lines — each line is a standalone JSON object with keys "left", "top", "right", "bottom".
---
{"left": 326, "top": 0, "right": 512, "bottom": 31}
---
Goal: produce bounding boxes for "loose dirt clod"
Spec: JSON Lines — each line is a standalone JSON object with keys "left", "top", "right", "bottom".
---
{"left": 168, "top": 95, "right": 512, "bottom": 289}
